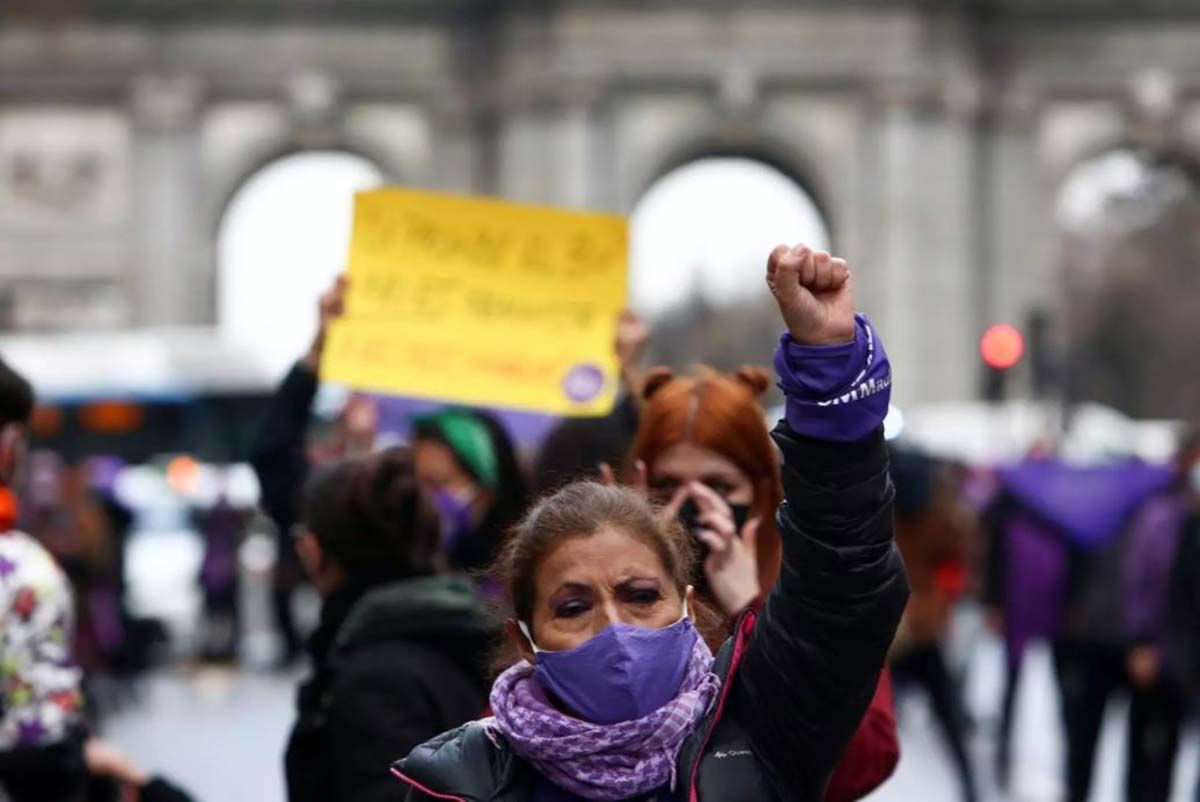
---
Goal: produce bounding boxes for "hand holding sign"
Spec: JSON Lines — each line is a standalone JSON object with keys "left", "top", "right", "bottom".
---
{"left": 304, "top": 274, "right": 348, "bottom": 373}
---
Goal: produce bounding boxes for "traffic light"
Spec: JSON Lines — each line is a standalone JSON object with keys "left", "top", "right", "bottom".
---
{"left": 980, "top": 324, "right": 1024, "bottom": 402}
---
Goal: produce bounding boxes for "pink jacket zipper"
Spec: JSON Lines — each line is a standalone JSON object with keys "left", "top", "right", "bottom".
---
{"left": 391, "top": 765, "right": 468, "bottom": 802}
{"left": 688, "top": 609, "right": 757, "bottom": 802}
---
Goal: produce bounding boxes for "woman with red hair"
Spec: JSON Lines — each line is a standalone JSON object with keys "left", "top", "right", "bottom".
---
{"left": 625, "top": 364, "right": 900, "bottom": 802}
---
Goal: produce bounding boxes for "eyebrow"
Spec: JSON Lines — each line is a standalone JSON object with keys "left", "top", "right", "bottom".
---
{"left": 699, "top": 471, "right": 740, "bottom": 483}
{"left": 546, "top": 581, "right": 593, "bottom": 603}
{"left": 614, "top": 575, "right": 662, "bottom": 587}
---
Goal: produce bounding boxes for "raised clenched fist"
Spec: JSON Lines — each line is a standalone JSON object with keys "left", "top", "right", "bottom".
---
{"left": 766, "top": 245, "right": 855, "bottom": 346}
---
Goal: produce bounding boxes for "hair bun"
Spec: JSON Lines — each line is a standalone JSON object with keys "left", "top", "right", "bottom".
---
{"left": 641, "top": 367, "right": 676, "bottom": 401}
{"left": 734, "top": 366, "right": 771, "bottom": 397}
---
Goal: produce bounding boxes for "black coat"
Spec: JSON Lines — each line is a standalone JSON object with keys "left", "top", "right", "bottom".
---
{"left": 286, "top": 574, "right": 494, "bottom": 802}
{"left": 0, "top": 730, "right": 87, "bottom": 802}
{"left": 250, "top": 362, "right": 318, "bottom": 545}
{"left": 392, "top": 425, "right": 909, "bottom": 802}
{"left": 1168, "top": 512, "right": 1200, "bottom": 690}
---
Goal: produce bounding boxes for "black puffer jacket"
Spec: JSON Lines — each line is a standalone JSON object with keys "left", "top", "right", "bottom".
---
{"left": 391, "top": 425, "right": 909, "bottom": 801}
{"left": 287, "top": 574, "right": 493, "bottom": 802}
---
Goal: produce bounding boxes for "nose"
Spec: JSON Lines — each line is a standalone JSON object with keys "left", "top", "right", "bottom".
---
{"left": 594, "top": 596, "right": 625, "bottom": 634}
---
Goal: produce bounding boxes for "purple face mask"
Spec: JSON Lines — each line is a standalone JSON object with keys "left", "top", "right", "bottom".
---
{"left": 431, "top": 488, "right": 477, "bottom": 551}
{"left": 518, "top": 595, "right": 698, "bottom": 724}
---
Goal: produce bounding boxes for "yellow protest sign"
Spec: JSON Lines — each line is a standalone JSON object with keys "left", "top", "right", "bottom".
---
{"left": 322, "top": 188, "right": 628, "bottom": 416}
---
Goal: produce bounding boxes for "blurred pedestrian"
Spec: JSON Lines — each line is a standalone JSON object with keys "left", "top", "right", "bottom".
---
{"left": 286, "top": 447, "right": 492, "bottom": 802}
{"left": 251, "top": 275, "right": 375, "bottom": 666}
{"left": 0, "top": 357, "right": 88, "bottom": 802}
{"left": 1113, "top": 429, "right": 1200, "bottom": 802}
{"left": 411, "top": 408, "right": 529, "bottom": 579}
{"left": 0, "top": 357, "right": 195, "bottom": 802}
{"left": 390, "top": 244, "right": 908, "bottom": 802}
{"left": 887, "top": 448, "right": 977, "bottom": 802}
{"left": 193, "top": 491, "right": 251, "bottom": 663}
{"left": 625, "top": 365, "right": 782, "bottom": 618}
{"left": 534, "top": 310, "right": 648, "bottom": 493}
{"left": 986, "top": 454, "right": 1178, "bottom": 802}
{"left": 1165, "top": 431, "right": 1200, "bottom": 802}
{"left": 623, "top": 362, "right": 900, "bottom": 802}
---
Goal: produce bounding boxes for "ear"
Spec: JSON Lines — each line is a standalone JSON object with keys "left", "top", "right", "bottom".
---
{"left": 505, "top": 618, "right": 536, "bottom": 666}
{"left": 733, "top": 367, "right": 771, "bottom": 398}
{"left": 641, "top": 367, "right": 675, "bottom": 401}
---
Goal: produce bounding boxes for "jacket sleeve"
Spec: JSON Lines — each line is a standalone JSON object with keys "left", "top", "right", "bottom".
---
{"left": 0, "top": 542, "right": 85, "bottom": 750}
{"left": 140, "top": 776, "right": 200, "bottom": 802}
{"left": 732, "top": 315, "right": 909, "bottom": 800}
{"left": 981, "top": 492, "right": 1011, "bottom": 612}
{"left": 1167, "top": 514, "right": 1200, "bottom": 686}
{"left": 1122, "top": 495, "right": 1183, "bottom": 647}
{"left": 249, "top": 363, "right": 319, "bottom": 535}
{"left": 823, "top": 670, "right": 900, "bottom": 802}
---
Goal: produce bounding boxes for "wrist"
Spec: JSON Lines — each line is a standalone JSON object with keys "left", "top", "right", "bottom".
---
{"left": 787, "top": 325, "right": 854, "bottom": 347}
{"left": 775, "top": 315, "right": 892, "bottom": 442}
{"left": 718, "top": 584, "right": 761, "bottom": 618}
{"left": 620, "top": 364, "right": 645, "bottom": 402}
{"left": 301, "top": 334, "right": 325, "bottom": 373}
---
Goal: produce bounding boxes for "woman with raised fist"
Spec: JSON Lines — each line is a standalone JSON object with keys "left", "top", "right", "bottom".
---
{"left": 390, "top": 245, "right": 908, "bottom": 802}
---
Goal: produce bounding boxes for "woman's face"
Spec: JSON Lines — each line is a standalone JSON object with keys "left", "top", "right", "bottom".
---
{"left": 648, "top": 441, "right": 755, "bottom": 506}
{"left": 413, "top": 439, "right": 480, "bottom": 501}
{"left": 515, "top": 526, "right": 688, "bottom": 657}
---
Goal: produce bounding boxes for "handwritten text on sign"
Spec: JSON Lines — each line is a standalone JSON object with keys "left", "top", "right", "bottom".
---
{"left": 322, "top": 188, "right": 628, "bottom": 416}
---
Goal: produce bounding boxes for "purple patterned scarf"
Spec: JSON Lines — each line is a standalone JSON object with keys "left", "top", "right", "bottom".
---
{"left": 484, "top": 637, "right": 720, "bottom": 800}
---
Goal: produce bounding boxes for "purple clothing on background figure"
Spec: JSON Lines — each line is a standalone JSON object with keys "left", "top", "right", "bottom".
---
{"left": 198, "top": 500, "right": 242, "bottom": 595}
{"left": 1001, "top": 513, "right": 1070, "bottom": 668}
{"left": 989, "top": 459, "right": 1174, "bottom": 665}
{"left": 998, "top": 459, "right": 1173, "bottom": 551}
{"left": 1123, "top": 493, "right": 1186, "bottom": 648}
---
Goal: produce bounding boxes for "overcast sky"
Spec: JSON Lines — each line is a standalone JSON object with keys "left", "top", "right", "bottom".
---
{"left": 218, "top": 151, "right": 384, "bottom": 377}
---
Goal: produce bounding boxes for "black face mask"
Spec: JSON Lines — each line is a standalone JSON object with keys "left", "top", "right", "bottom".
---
{"left": 678, "top": 499, "right": 753, "bottom": 553}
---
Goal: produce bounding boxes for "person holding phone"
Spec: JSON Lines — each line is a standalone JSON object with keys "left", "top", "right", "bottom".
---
{"left": 621, "top": 343, "right": 901, "bottom": 802}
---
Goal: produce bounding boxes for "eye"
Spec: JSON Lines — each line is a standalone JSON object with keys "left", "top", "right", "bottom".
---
{"left": 625, "top": 587, "right": 663, "bottom": 606}
{"left": 705, "top": 480, "right": 736, "bottom": 498}
{"left": 554, "top": 600, "right": 590, "bottom": 619}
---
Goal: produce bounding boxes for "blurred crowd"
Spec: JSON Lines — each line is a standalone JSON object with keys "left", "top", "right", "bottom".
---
{"left": 0, "top": 272, "right": 1198, "bottom": 802}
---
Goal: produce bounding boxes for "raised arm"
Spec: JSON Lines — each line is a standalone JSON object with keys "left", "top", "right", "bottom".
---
{"left": 732, "top": 245, "right": 909, "bottom": 799}
{"left": 249, "top": 276, "right": 344, "bottom": 531}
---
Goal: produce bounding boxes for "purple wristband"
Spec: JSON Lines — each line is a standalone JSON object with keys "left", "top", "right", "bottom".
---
{"left": 773, "top": 314, "right": 892, "bottom": 442}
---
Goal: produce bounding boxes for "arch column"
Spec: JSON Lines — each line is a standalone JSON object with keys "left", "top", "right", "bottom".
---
{"left": 873, "top": 80, "right": 982, "bottom": 406}
{"left": 130, "top": 74, "right": 208, "bottom": 326}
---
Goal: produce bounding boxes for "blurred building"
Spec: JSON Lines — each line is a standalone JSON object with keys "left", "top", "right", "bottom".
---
{"left": 2, "top": 0, "right": 1200, "bottom": 412}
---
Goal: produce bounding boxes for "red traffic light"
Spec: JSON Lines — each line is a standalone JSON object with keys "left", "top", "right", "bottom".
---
{"left": 980, "top": 324, "right": 1024, "bottom": 370}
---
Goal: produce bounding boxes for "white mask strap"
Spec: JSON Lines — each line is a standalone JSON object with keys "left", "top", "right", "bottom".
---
{"left": 517, "top": 620, "right": 543, "bottom": 654}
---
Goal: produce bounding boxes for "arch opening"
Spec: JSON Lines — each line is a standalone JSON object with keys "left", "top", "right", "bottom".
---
{"left": 629, "top": 156, "right": 831, "bottom": 373}
{"left": 217, "top": 150, "right": 384, "bottom": 378}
